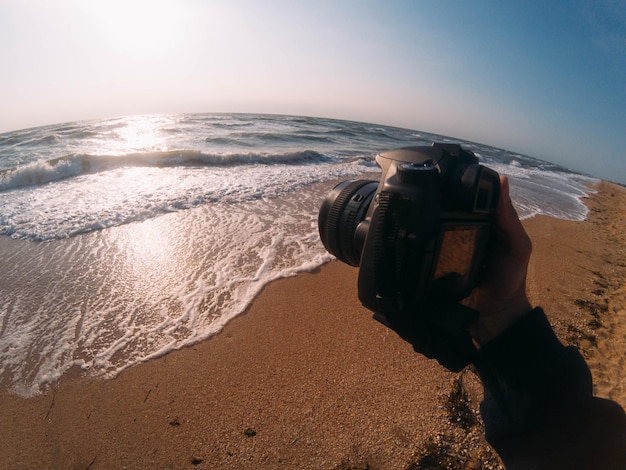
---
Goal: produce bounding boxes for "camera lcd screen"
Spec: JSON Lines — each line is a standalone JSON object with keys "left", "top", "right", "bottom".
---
{"left": 433, "top": 224, "right": 486, "bottom": 284}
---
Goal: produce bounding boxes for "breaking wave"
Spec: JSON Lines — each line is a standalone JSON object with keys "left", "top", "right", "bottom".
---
{"left": 0, "top": 149, "right": 334, "bottom": 192}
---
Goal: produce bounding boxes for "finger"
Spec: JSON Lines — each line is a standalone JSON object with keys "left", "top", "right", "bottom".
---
{"left": 496, "top": 175, "right": 532, "bottom": 260}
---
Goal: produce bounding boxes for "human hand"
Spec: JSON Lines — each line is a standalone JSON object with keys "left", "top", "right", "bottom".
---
{"left": 464, "top": 175, "right": 533, "bottom": 345}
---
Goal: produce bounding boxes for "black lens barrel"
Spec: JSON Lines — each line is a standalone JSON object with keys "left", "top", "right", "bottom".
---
{"left": 318, "top": 179, "right": 378, "bottom": 266}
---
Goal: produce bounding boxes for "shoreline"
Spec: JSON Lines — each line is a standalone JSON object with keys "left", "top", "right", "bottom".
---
{"left": 523, "top": 180, "right": 626, "bottom": 405}
{"left": 0, "top": 180, "right": 625, "bottom": 469}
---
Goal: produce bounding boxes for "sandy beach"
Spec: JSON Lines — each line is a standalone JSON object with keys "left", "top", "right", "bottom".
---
{"left": 1, "top": 180, "right": 625, "bottom": 469}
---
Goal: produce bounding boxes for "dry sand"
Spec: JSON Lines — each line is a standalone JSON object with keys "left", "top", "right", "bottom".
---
{"left": 1, "top": 181, "right": 625, "bottom": 469}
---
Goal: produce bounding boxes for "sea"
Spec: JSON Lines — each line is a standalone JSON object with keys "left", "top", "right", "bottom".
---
{"left": 0, "top": 113, "right": 598, "bottom": 397}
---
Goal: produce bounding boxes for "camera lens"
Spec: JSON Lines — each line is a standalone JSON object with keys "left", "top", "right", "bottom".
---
{"left": 318, "top": 179, "right": 378, "bottom": 266}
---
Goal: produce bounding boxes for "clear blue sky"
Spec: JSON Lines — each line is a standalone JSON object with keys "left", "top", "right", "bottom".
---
{"left": 1, "top": 0, "right": 625, "bottom": 183}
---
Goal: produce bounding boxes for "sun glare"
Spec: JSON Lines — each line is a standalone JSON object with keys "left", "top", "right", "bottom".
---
{"left": 115, "top": 116, "right": 168, "bottom": 152}
{"left": 82, "top": 0, "right": 188, "bottom": 58}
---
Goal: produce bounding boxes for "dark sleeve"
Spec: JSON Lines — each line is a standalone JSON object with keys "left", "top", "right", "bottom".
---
{"left": 474, "top": 308, "right": 626, "bottom": 470}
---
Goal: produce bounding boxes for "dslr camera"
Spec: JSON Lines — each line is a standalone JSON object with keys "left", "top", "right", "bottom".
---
{"left": 318, "top": 143, "right": 500, "bottom": 327}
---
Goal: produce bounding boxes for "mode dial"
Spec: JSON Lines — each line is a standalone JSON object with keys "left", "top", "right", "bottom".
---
{"left": 397, "top": 162, "right": 438, "bottom": 184}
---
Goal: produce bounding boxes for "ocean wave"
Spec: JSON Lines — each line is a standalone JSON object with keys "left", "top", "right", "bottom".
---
{"left": 14, "top": 134, "right": 61, "bottom": 147}
{"left": 204, "top": 136, "right": 254, "bottom": 146}
{"left": 0, "top": 134, "right": 25, "bottom": 146}
{"left": 0, "top": 128, "right": 98, "bottom": 149}
{"left": 216, "top": 131, "right": 338, "bottom": 145}
{"left": 0, "top": 149, "right": 335, "bottom": 192}
{"left": 209, "top": 121, "right": 255, "bottom": 129}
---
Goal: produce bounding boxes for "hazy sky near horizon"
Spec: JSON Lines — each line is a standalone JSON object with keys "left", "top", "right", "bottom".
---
{"left": 1, "top": 0, "right": 625, "bottom": 183}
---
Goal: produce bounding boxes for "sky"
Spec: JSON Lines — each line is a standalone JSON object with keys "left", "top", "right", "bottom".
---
{"left": 0, "top": 0, "right": 625, "bottom": 184}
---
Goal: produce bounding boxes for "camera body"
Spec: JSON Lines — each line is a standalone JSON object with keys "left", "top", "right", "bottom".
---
{"left": 318, "top": 143, "right": 500, "bottom": 325}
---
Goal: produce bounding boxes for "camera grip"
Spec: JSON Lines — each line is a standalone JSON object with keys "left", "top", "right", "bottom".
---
{"left": 371, "top": 191, "right": 403, "bottom": 305}
{"left": 369, "top": 192, "right": 478, "bottom": 371}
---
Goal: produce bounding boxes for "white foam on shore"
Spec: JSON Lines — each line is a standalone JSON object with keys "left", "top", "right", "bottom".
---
{"left": 0, "top": 181, "right": 337, "bottom": 397}
{"left": 0, "top": 157, "right": 369, "bottom": 241}
{"left": 486, "top": 162, "right": 599, "bottom": 221}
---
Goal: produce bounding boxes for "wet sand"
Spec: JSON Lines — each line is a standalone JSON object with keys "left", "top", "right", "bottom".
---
{"left": 1, "top": 181, "right": 625, "bottom": 469}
